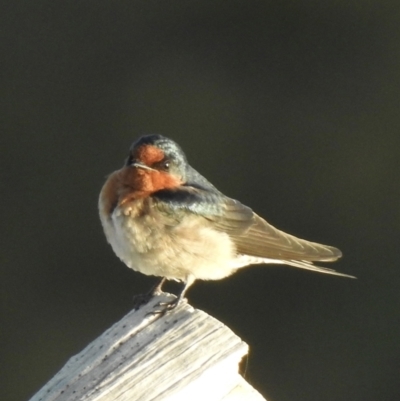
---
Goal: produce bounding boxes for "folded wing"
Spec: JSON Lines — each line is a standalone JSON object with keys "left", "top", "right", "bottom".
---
{"left": 214, "top": 199, "right": 354, "bottom": 278}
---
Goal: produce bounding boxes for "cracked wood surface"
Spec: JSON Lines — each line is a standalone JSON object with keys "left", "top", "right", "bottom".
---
{"left": 29, "top": 293, "right": 266, "bottom": 401}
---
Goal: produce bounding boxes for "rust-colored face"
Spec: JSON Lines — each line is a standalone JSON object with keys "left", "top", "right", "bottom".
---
{"left": 100, "top": 139, "right": 187, "bottom": 217}
{"left": 132, "top": 144, "right": 165, "bottom": 167}
{"left": 120, "top": 144, "right": 182, "bottom": 202}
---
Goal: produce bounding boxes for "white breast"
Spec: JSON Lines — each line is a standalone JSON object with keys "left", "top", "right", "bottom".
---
{"left": 99, "top": 198, "right": 251, "bottom": 282}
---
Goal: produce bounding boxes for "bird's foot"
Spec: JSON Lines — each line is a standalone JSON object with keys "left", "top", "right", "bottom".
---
{"left": 133, "top": 278, "right": 166, "bottom": 310}
{"left": 147, "top": 296, "right": 187, "bottom": 317}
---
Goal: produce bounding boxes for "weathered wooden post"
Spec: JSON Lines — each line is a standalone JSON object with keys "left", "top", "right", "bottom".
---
{"left": 29, "top": 293, "right": 266, "bottom": 401}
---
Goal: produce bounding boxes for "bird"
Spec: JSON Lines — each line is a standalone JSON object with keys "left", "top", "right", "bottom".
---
{"left": 99, "top": 134, "right": 354, "bottom": 311}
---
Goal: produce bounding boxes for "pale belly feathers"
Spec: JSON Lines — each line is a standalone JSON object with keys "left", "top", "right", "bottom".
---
{"left": 100, "top": 199, "right": 269, "bottom": 282}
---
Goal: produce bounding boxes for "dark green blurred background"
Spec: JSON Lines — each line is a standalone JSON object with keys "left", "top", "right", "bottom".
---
{"left": 1, "top": 1, "right": 399, "bottom": 400}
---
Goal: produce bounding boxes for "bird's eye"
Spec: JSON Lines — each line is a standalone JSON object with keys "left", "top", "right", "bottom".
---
{"left": 153, "top": 159, "right": 171, "bottom": 171}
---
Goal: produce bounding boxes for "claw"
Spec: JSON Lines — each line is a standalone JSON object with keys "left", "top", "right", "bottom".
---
{"left": 133, "top": 277, "right": 167, "bottom": 310}
{"left": 137, "top": 275, "right": 194, "bottom": 316}
{"left": 146, "top": 297, "right": 187, "bottom": 317}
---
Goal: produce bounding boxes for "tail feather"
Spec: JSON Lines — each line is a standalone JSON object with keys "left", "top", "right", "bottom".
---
{"left": 285, "top": 259, "right": 356, "bottom": 278}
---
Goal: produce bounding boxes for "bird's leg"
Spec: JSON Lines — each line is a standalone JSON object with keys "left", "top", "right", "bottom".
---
{"left": 150, "top": 277, "right": 166, "bottom": 296}
{"left": 151, "top": 275, "right": 196, "bottom": 315}
{"left": 133, "top": 277, "right": 166, "bottom": 309}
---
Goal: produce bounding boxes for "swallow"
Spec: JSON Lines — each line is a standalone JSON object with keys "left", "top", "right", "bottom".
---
{"left": 99, "top": 134, "right": 354, "bottom": 311}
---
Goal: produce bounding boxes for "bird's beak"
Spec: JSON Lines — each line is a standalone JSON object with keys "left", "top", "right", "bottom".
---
{"left": 132, "top": 162, "right": 157, "bottom": 172}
